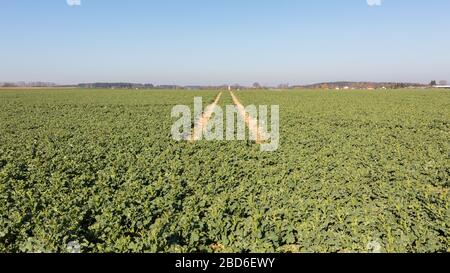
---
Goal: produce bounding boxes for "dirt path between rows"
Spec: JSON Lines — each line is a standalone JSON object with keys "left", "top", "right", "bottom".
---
{"left": 230, "top": 91, "right": 267, "bottom": 144}
{"left": 189, "top": 92, "right": 223, "bottom": 142}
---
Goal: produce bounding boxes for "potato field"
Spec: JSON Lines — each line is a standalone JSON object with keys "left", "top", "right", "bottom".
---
{"left": 0, "top": 89, "right": 449, "bottom": 253}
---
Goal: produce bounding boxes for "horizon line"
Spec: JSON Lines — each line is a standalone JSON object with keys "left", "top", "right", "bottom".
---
{"left": 0, "top": 80, "right": 436, "bottom": 87}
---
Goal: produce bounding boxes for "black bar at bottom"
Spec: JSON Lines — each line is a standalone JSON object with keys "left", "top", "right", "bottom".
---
{"left": 1, "top": 253, "right": 447, "bottom": 272}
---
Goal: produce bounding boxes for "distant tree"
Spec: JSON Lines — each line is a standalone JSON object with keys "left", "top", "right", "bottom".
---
{"left": 392, "top": 83, "right": 407, "bottom": 89}
{"left": 2, "top": 82, "right": 16, "bottom": 88}
{"left": 430, "top": 80, "right": 437, "bottom": 86}
{"left": 253, "top": 82, "right": 261, "bottom": 89}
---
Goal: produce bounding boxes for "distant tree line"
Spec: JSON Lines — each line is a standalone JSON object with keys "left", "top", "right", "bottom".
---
{"left": 292, "top": 81, "right": 428, "bottom": 90}
{"left": 1, "top": 82, "right": 56, "bottom": 88}
{"left": 77, "top": 83, "right": 155, "bottom": 89}
{"left": 3, "top": 81, "right": 446, "bottom": 90}
{"left": 430, "top": 80, "right": 448, "bottom": 86}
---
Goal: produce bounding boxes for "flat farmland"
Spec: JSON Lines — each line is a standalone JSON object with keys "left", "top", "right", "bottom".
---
{"left": 0, "top": 89, "right": 449, "bottom": 253}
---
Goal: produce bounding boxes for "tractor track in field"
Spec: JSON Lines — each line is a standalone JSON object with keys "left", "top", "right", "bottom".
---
{"left": 230, "top": 91, "right": 267, "bottom": 144}
{"left": 189, "top": 92, "right": 222, "bottom": 142}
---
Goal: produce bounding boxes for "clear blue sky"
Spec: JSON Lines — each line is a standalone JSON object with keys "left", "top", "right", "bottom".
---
{"left": 1, "top": 0, "right": 449, "bottom": 85}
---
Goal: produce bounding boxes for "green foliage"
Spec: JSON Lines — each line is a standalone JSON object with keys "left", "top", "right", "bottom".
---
{"left": 0, "top": 89, "right": 449, "bottom": 253}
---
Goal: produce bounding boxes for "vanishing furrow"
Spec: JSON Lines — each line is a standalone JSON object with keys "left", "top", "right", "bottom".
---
{"left": 189, "top": 92, "right": 223, "bottom": 142}
{"left": 230, "top": 91, "right": 268, "bottom": 144}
